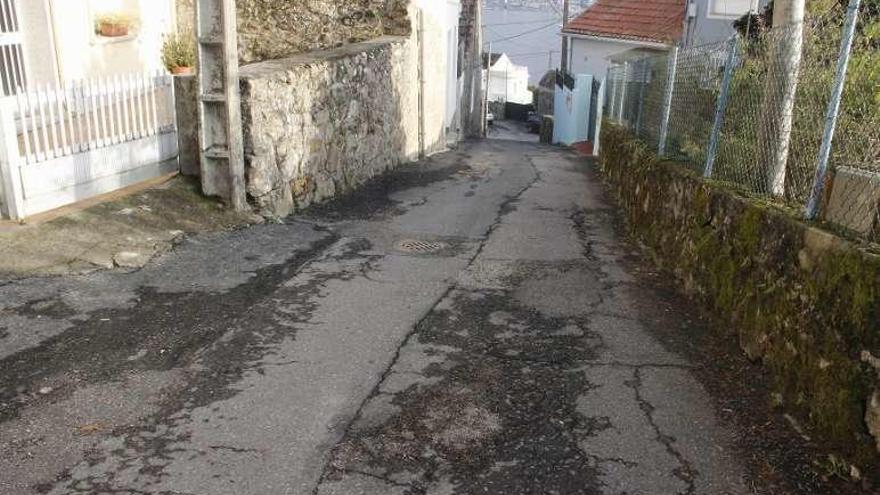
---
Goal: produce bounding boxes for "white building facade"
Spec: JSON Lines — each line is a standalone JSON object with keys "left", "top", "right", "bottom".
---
{"left": 412, "top": 0, "right": 462, "bottom": 139}
{"left": 483, "top": 53, "right": 532, "bottom": 105}
{"left": 4, "top": 0, "right": 178, "bottom": 93}
{"left": 567, "top": 37, "right": 667, "bottom": 84}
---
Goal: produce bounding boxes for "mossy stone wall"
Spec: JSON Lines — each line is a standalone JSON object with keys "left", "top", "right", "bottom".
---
{"left": 599, "top": 123, "right": 880, "bottom": 473}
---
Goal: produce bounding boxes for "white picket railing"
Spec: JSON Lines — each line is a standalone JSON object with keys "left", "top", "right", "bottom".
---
{"left": 0, "top": 71, "right": 178, "bottom": 220}
{"left": 13, "top": 72, "right": 174, "bottom": 163}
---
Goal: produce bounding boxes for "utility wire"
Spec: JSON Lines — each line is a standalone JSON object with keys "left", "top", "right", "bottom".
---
{"left": 484, "top": 25, "right": 549, "bottom": 50}
{"left": 504, "top": 50, "right": 560, "bottom": 57}
{"left": 483, "top": 18, "right": 560, "bottom": 27}
{"left": 485, "top": 35, "right": 557, "bottom": 54}
{"left": 483, "top": 20, "right": 561, "bottom": 45}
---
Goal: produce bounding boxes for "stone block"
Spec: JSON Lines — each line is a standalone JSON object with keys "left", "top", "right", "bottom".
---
{"left": 173, "top": 75, "right": 200, "bottom": 177}
{"left": 868, "top": 391, "right": 880, "bottom": 453}
{"left": 824, "top": 166, "right": 880, "bottom": 236}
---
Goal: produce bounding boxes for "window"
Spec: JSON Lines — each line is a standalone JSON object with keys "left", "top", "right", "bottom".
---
{"left": 707, "top": 0, "right": 756, "bottom": 19}
{"left": 0, "top": 0, "right": 26, "bottom": 95}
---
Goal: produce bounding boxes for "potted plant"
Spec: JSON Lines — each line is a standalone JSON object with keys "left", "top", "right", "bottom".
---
{"left": 95, "top": 13, "right": 133, "bottom": 38}
{"left": 162, "top": 31, "right": 197, "bottom": 75}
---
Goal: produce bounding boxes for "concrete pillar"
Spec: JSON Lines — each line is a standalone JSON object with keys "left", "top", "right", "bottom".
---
{"left": 760, "top": 0, "right": 806, "bottom": 196}
{"left": 459, "top": 0, "right": 484, "bottom": 138}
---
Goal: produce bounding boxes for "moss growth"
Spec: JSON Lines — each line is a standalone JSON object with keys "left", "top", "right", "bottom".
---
{"left": 600, "top": 122, "right": 880, "bottom": 472}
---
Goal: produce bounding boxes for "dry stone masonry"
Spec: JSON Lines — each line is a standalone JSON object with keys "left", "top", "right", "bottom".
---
{"left": 176, "top": 0, "right": 410, "bottom": 65}
{"left": 239, "top": 38, "right": 418, "bottom": 217}
{"left": 238, "top": 0, "right": 409, "bottom": 64}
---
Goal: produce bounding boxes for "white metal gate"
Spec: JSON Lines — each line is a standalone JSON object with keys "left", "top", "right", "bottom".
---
{"left": 0, "top": 72, "right": 178, "bottom": 220}
{"left": 0, "top": 0, "right": 27, "bottom": 97}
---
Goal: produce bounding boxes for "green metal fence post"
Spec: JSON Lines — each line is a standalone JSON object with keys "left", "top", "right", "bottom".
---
{"left": 805, "top": 0, "right": 862, "bottom": 220}
{"left": 704, "top": 36, "right": 740, "bottom": 178}
{"left": 658, "top": 47, "right": 678, "bottom": 156}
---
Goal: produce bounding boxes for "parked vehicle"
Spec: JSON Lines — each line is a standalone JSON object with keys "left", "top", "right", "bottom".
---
{"left": 487, "top": 112, "right": 495, "bottom": 125}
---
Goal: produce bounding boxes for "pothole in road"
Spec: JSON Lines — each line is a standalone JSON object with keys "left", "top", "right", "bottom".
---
{"left": 396, "top": 239, "right": 448, "bottom": 255}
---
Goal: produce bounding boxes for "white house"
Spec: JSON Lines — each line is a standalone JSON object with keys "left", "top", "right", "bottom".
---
{"left": 562, "top": 0, "right": 764, "bottom": 83}
{"left": 482, "top": 52, "right": 532, "bottom": 106}
{"left": 3, "top": 0, "right": 178, "bottom": 94}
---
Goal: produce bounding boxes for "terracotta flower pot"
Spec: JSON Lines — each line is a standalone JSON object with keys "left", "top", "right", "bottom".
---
{"left": 171, "top": 66, "right": 194, "bottom": 75}
{"left": 100, "top": 23, "right": 129, "bottom": 37}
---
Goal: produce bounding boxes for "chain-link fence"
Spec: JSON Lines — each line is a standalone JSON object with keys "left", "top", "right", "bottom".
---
{"left": 605, "top": 0, "right": 880, "bottom": 242}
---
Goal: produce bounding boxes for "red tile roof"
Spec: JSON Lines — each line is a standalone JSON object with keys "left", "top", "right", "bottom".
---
{"left": 563, "top": 0, "right": 686, "bottom": 44}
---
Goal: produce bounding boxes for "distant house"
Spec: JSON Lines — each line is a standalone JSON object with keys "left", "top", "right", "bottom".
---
{"left": 562, "top": 0, "right": 764, "bottom": 81}
{"left": 482, "top": 52, "right": 532, "bottom": 106}
{"left": 4, "top": 0, "right": 179, "bottom": 94}
{"left": 683, "top": 0, "right": 766, "bottom": 47}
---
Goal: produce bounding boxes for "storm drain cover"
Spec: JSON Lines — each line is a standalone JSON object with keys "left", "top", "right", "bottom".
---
{"left": 396, "top": 239, "right": 446, "bottom": 254}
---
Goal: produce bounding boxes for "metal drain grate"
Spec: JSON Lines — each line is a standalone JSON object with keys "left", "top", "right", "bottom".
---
{"left": 396, "top": 239, "right": 446, "bottom": 254}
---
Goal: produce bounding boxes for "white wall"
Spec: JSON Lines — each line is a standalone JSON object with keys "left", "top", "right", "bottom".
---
{"left": 569, "top": 37, "right": 667, "bottom": 82}
{"left": 686, "top": 0, "right": 766, "bottom": 46}
{"left": 444, "top": 0, "right": 461, "bottom": 130}
{"left": 409, "top": 0, "right": 462, "bottom": 152}
{"left": 20, "top": 0, "right": 176, "bottom": 86}
{"left": 570, "top": 37, "right": 647, "bottom": 81}
{"left": 553, "top": 74, "right": 593, "bottom": 146}
{"left": 17, "top": 1, "right": 58, "bottom": 87}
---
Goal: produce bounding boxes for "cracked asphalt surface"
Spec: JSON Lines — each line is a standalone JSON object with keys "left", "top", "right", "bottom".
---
{"left": 0, "top": 140, "right": 835, "bottom": 494}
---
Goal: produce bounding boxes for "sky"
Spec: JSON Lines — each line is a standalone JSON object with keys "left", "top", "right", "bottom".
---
{"left": 483, "top": 2, "right": 589, "bottom": 84}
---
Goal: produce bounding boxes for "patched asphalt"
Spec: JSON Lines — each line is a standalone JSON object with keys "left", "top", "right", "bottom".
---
{"left": 318, "top": 148, "right": 745, "bottom": 494}
{"left": 0, "top": 140, "right": 851, "bottom": 494}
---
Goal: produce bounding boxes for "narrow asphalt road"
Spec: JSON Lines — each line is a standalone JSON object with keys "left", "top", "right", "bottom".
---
{"left": 0, "top": 140, "right": 790, "bottom": 494}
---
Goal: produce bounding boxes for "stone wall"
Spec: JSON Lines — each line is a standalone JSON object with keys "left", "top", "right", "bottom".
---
{"left": 173, "top": 75, "right": 200, "bottom": 177}
{"left": 533, "top": 70, "right": 556, "bottom": 117}
{"left": 237, "top": 0, "right": 410, "bottom": 64}
{"left": 599, "top": 124, "right": 880, "bottom": 475}
{"left": 178, "top": 2, "right": 457, "bottom": 216}
{"left": 239, "top": 37, "right": 421, "bottom": 217}
{"left": 175, "top": 0, "right": 410, "bottom": 64}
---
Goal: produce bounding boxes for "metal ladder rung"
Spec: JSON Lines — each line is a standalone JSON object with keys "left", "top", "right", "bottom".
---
{"left": 201, "top": 93, "right": 226, "bottom": 103}
{"left": 204, "top": 146, "right": 230, "bottom": 159}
